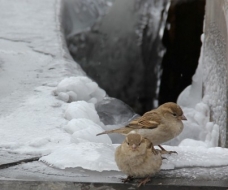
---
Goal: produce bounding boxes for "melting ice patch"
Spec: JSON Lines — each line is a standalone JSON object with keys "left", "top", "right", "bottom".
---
{"left": 64, "top": 101, "right": 103, "bottom": 125}
{"left": 40, "top": 144, "right": 228, "bottom": 172}
{"left": 1, "top": 74, "right": 227, "bottom": 173}
{"left": 64, "top": 118, "right": 112, "bottom": 144}
{"left": 54, "top": 76, "right": 106, "bottom": 104}
{"left": 167, "top": 98, "right": 219, "bottom": 147}
{"left": 161, "top": 145, "right": 228, "bottom": 170}
{"left": 40, "top": 143, "right": 119, "bottom": 172}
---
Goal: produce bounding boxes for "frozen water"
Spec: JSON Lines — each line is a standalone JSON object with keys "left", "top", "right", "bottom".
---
{"left": 64, "top": 0, "right": 113, "bottom": 38}
{"left": 64, "top": 118, "right": 112, "bottom": 144}
{"left": 64, "top": 101, "right": 103, "bottom": 125}
{"left": 166, "top": 101, "right": 219, "bottom": 147}
{"left": 0, "top": 71, "right": 225, "bottom": 173}
{"left": 40, "top": 143, "right": 119, "bottom": 172}
{"left": 179, "top": 139, "right": 208, "bottom": 148}
{"left": 0, "top": 0, "right": 227, "bottom": 178}
{"left": 160, "top": 145, "right": 228, "bottom": 169}
{"left": 95, "top": 97, "right": 139, "bottom": 125}
{"left": 40, "top": 143, "right": 228, "bottom": 172}
{"left": 172, "top": 30, "right": 220, "bottom": 148}
{"left": 55, "top": 76, "right": 106, "bottom": 103}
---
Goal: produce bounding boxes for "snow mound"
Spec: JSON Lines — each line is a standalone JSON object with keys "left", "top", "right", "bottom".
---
{"left": 40, "top": 142, "right": 119, "bottom": 172}
{"left": 64, "top": 118, "right": 112, "bottom": 144}
{"left": 166, "top": 101, "right": 219, "bottom": 148}
{"left": 64, "top": 101, "right": 102, "bottom": 125}
{"left": 40, "top": 144, "right": 228, "bottom": 172}
{"left": 161, "top": 145, "right": 228, "bottom": 169}
{"left": 54, "top": 76, "right": 106, "bottom": 103}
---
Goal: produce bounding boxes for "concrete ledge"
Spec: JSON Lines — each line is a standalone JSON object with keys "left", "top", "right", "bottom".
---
{"left": 0, "top": 180, "right": 228, "bottom": 190}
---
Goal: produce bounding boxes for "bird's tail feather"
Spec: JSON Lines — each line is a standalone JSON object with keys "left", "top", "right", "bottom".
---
{"left": 96, "top": 127, "right": 131, "bottom": 136}
{"left": 96, "top": 130, "right": 114, "bottom": 136}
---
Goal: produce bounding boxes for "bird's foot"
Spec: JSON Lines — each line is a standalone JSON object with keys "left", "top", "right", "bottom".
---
{"left": 151, "top": 147, "right": 159, "bottom": 155}
{"left": 160, "top": 150, "right": 178, "bottom": 155}
{"left": 137, "top": 176, "right": 151, "bottom": 187}
{"left": 121, "top": 175, "right": 133, "bottom": 183}
{"left": 158, "top": 145, "right": 178, "bottom": 154}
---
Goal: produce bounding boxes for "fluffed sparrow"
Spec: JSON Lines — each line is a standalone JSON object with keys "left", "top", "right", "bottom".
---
{"left": 115, "top": 133, "right": 162, "bottom": 187}
{"left": 97, "top": 102, "right": 187, "bottom": 153}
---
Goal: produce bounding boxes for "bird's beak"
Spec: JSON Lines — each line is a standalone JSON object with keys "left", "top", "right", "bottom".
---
{"left": 179, "top": 114, "right": 187, "bottom": 120}
{"left": 131, "top": 144, "right": 137, "bottom": 151}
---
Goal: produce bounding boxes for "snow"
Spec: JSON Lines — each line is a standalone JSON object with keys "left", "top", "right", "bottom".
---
{"left": 0, "top": 0, "right": 227, "bottom": 176}
{"left": 64, "top": 101, "right": 103, "bottom": 125}
{"left": 41, "top": 143, "right": 118, "bottom": 172}
{"left": 40, "top": 143, "right": 228, "bottom": 172}
{"left": 165, "top": 100, "right": 219, "bottom": 148}
{"left": 55, "top": 76, "right": 106, "bottom": 103}
{"left": 65, "top": 118, "right": 112, "bottom": 144}
{"left": 171, "top": 32, "right": 220, "bottom": 148}
{"left": 160, "top": 145, "right": 228, "bottom": 169}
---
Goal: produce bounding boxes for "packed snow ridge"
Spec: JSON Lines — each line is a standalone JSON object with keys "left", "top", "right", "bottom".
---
{"left": 40, "top": 74, "right": 226, "bottom": 172}
{"left": 0, "top": 73, "right": 227, "bottom": 172}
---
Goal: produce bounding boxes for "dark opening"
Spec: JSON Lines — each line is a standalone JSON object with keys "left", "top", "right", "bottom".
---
{"left": 159, "top": 0, "right": 205, "bottom": 104}
{"left": 66, "top": 0, "right": 205, "bottom": 114}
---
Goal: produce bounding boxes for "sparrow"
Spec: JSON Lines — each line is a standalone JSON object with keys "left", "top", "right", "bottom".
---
{"left": 97, "top": 102, "right": 187, "bottom": 153}
{"left": 115, "top": 133, "right": 162, "bottom": 187}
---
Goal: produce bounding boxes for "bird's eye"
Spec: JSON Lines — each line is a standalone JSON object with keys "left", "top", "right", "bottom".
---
{"left": 138, "top": 143, "right": 141, "bottom": 146}
{"left": 127, "top": 142, "right": 130, "bottom": 145}
{"left": 173, "top": 113, "right": 177, "bottom": 117}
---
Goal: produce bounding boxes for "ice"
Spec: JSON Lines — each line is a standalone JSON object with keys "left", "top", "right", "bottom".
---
{"left": 94, "top": 97, "right": 140, "bottom": 144}
{"left": 179, "top": 139, "right": 208, "bottom": 148}
{"left": 40, "top": 143, "right": 228, "bottom": 172}
{"left": 40, "top": 143, "right": 119, "bottom": 172}
{"left": 58, "top": 92, "right": 70, "bottom": 102}
{"left": 64, "top": 101, "right": 103, "bottom": 125}
{"left": 29, "top": 137, "right": 51, "bottom": 148}
{"left": 0, "top": 0, "right": 227, "bottom": 177}
{"left": 55, "top": 76, "right": 106, "bottom": 103}
{"left": 64, "top": 0, "right": 113, "bottom": 38}
{"left": 95, "top": 97, "right": 139, "bottom": 125}
{"left": 64, "top": 118, "right": 112, "bottom": 144}
{"left": 177, "top": 34, "right": 204, "bottom": 109}
{"left": 172, "top": 31, "right": 221, "bottom": 148}
{"left": 161, "top": 145, "right": 228, "bottom": 169}
{"left": 166, "top": 101, "right": 219, "bottom": 147}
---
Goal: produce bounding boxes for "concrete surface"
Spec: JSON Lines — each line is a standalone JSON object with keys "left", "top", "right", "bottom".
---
{"left": 0, "top": 0, "right": 228, "bottom": 189}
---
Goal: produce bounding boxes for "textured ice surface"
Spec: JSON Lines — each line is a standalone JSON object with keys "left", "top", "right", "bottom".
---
{"left": 40, "top": 143, "right": 118, "bottom": 172}
{"left": 55, "top": 76, "right": 106, "bottom": 103}
{"left": 173, "top": 30, "right": 220, "bottom": 148}
{"left": 64, "top": 0, "right": 113, "bottom": 38}
{"left": 64, "top": 118, "right": 112, "bottom": 144}
{"left": 160, "top": 145, "right": 228, "bottom": 169}
{"left": 40, "top": 143, "right": 228, "bottom": 172}
{"left": 95, "top": 97, "right": 139, "bottom": 143}
{"left": 166, "top": 101, "right": 219, "bottom": 147}
{"left": 177, "top": 8, "right": 227, "bottom": 147}
{"left": 95, "top": 97, "right": 139, "bottom": 125}
{"left": 64, "top": 101, "right": 102, "bottom": 125}
{"left": 0, "top": 0, "right": 228, "bottom": 178}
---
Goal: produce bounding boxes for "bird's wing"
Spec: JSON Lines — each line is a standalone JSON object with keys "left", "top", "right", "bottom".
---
{"left": 127, "top": 111, "right": 161, "bottom": 129}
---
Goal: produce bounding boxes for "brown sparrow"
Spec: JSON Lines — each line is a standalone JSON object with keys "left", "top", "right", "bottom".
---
{"left": 97, "top": 102, "right": 187, "bottom": 153}
{"left": 115, "top": 133, "right": 162, "bottom": 187}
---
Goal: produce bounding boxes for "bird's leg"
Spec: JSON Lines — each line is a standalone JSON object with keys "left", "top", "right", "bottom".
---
{"left": 121, "top": 175, "right": 133, "bottom": 183}
{"left": 158, "top": 145, "right": 177, "bottom": 154}
{"left": 151, "top": 145, "right": 158, "bottom": 155}
{"left": 137, "top": 176, "right": 151, "bottom": 187}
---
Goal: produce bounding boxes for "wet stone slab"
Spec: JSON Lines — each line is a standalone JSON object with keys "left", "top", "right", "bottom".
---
{"left": 0, "top": 151, "right": 228, "bottom": 189}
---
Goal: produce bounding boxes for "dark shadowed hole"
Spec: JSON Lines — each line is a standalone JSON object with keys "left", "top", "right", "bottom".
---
{"left": 159, "top": 0, "right": 205, "bottom": 105}
{"left": 65, "top": 0, "right": 205, "bottom": 114}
